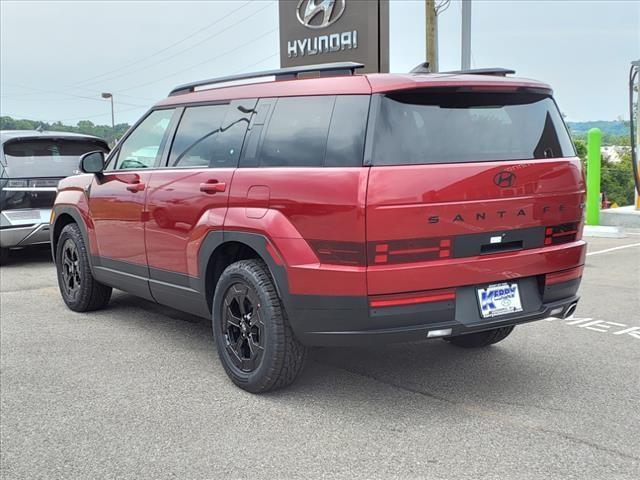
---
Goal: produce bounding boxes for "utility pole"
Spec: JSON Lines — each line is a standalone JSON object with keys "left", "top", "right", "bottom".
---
{"left": 634, "top": 60, "right": 640, "bottom": 209}
{"left": 461, "top": 0, "right": 472, "bottom": 70}
{"left": 425, "top": 0, "right": 438, "bottom": 72}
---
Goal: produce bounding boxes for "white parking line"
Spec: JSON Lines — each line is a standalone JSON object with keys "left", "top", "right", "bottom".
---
{"left": 546, "top": 316, "right": 640, "bottom": 339}
{"left": 586, "top": 243, "right": 640, "bottom": 256}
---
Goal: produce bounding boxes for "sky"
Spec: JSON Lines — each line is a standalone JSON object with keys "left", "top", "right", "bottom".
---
{"left": 1, "top": 0, "right": 638, "bottom": 126}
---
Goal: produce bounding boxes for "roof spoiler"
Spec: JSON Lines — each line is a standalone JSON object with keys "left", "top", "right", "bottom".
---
{"left": 169, "top": 62, "right": 365, "bottom": 96}
{"left": 410, "top": 63, "right": 515, "bottom": 76}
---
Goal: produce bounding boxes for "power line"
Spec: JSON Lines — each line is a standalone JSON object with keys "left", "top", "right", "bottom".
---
{"left": 76, "top": 1, "right": 275, "bottom": 88}
{"left": 0, "top": 82, "right": 147, "bottom": 108}
{"left": 71, "top": 0, "right": 253, "bottom": 87}
{"left": 51, "top": 52, "right": 279, "bottom": 123}
{"left": 230, "top": 52, "right": 280, "bottom": 75}
{"left": 56, "top": 105, "right": 148, "bottom": 123}
{"left": 116, "top": 27, "right": 278, "bottom": 93}
{"left": 0, "top": 87, "right": 154, "bottom": 102}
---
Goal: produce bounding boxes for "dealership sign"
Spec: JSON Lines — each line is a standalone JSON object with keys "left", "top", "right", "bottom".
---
{"left": 279, "top": 0, "right": 389, "bottom": 73}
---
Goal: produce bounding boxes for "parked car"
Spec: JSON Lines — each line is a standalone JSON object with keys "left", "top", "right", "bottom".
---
{"left": 0, "top": 130, "right": 109, "bottom": 261}
{"left": 51, "top": 63, "right": 585, "bottom": 393}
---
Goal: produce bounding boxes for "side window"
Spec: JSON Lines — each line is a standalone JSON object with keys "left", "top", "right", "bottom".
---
{"left": 168, "top": 105, "right": 227, "bottom": 168}
{"left": 110, "top": 109, "right": 174, "bottom": 170}
{"left": 168, "top": 99, "right": 255, "bottom": 169}
{"left": 325, "top": 95, "right": 370, "bottom": 167}
{"left": 260, "top": 96, "right": 335, "bottom": 167}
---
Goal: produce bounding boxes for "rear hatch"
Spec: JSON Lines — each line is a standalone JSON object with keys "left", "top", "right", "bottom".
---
{"left": 365, "top": 88, "right": 584, "bottom": 295}
{"left": 1, "top": 136, "right": 108, "bottom": 215}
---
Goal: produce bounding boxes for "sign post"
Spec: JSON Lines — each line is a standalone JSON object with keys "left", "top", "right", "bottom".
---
{"left": 586, "top": 128, "right": 602, "bottom": 226}
{"left": 279, "top": 0, "right": 389, "bottom": 73}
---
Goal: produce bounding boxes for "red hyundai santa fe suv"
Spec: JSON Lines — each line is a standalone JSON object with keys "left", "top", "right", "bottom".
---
{"left": 51, "top": 63, "right": 585, "bottom": 392}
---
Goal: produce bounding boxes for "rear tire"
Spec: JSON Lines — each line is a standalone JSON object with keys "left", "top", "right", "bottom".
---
{"left": 444, "top": 326, "right": 514, "bottom": 348}
{"left": 55, "top": 223, "right": 112, "bottom": 312}
{"left": 212, "top": 259, "right": 307, "bottom": 393}
{"left": 0, "top": 248, "right": 9, "bottom": 265}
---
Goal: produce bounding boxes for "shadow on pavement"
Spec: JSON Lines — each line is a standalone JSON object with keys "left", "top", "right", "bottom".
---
{"left": 1, "top": 244, "right": 53, "bottom": 268}
{"left": 95, "top": 290, "right": 549, "bottom": 408}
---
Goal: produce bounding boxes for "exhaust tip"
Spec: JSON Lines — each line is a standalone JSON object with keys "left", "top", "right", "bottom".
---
{"left": 563, "top": 302, "right": 578, "bottom": 319}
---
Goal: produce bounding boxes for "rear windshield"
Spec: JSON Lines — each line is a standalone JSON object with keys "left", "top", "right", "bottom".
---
{"left": 371, "top": 90, "right": 575, "bottom": 165}
{"left": 3, "top": 138, "right": 108, "bottom": 177}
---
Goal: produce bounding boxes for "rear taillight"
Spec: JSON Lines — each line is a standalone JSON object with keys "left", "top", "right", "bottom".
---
{"left": 368, "top": 237, "right": 452, "bottom": 265}
{"left": 6, "top": 179, "right": 28, "bottom": 188}
{"left": 544, "top": 223, "right": 579, "bottom": 246}
{"left": 545, "top": 265, "right": 584, "bottom": 285}
{"left": 30, "top": 178, "right": 59, "bottom": 188}
{"left": 369, "top": 288, "right": 456, "bottom": 308}
{"left": 3, "top": 178, "right": 59, "bottom": 189}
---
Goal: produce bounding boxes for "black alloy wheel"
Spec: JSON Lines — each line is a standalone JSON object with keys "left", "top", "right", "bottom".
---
{"left": 212, "top": 259, "right": 308, "bottom": 393}
{"left": 55, "top": 223, "right": 111, "bottom": 312}
{"left": 222, "top": 282, "right": 265, "bottom": 372}
{"left": 60, "top": 238, "right": 82, "bottom": 302}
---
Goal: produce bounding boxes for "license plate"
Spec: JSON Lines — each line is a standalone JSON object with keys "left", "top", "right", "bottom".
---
{"left": 477, "top": 282, "right": 523, "bottom": 318}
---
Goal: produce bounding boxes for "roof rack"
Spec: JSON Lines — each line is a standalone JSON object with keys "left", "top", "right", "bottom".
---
{"left": 169, "top": 62, "right": 365, "bottom": 96}
{"left": 440, "top": 67, "right": 516, "bottom": 76}
{"left": 410, "top": 64, "right": 515, "bottom": 76}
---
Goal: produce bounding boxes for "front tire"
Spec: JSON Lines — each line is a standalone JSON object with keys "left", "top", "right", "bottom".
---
{"left": 444, "top": 326, "right": 515, "bottom": 348}
{"left": 55, "top": 223, "right": 112, "bottom": 312}
{"left": 212, "top": 259, "right": 307, "bottom": 393}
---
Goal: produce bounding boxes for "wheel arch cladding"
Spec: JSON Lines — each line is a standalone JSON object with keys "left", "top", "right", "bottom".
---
{"left": 199, "top": 231, "right": 293, "bottom": 318}
{"left": 51, "top": 207, "right": 90, "bottom": 262}
{"left": 52, "top": 213, "right": 76, "bottom": 255}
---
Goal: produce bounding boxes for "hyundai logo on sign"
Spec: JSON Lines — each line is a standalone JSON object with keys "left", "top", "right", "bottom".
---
{"left": 279, "top": 0, "right": 389, "bottom": 73}
{"left": 288, "top": 0, "right": 356, "bottom": 58}
{"left": 297, "top": 0, "right": 346, "bottom": 29}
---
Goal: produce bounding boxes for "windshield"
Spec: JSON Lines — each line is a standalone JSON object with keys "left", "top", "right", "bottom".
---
{"left": 2, "top": 138, "right": 108, "bottom": 178}
{"left": 371, "top": 90, "right": 575, "bottom": 165}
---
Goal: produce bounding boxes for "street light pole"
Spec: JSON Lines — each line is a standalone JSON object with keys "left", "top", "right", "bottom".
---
{"left": 101, "top": 92, "right": 115, "bottom": 131}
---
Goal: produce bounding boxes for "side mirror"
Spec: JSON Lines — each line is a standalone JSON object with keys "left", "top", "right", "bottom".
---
{"left": 79, "top": 151, "right": 105, "bottom": 174}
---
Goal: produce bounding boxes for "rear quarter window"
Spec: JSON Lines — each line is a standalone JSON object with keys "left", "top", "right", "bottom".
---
{"left": 260, "top": 96, "right": 334, "bottom": 168}
{"left": 245, "top": 95, "right": 369, "bottom": 168}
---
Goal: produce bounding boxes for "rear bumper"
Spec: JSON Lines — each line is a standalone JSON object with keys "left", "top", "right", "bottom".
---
{"left": 289, "top": 276, "right": 581, "bottom": 346}
{"left": 0, "top": 209, "right": 52, "bottom": 248}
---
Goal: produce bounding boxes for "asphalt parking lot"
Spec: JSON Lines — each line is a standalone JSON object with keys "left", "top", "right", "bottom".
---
{"left": 1, "top": 236, "right": 639, "bottom": 480}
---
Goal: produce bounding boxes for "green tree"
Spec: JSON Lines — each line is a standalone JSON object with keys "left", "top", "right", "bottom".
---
{"left": 0, "top": 115, "right": 129, "bottom": 146}
{"left": 601, "top": 152, "right": 635, "bottom": 206}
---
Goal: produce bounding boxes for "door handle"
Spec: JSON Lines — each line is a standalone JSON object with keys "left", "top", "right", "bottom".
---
{"left": 126, "top": 183, "right": 145, "bottom": 193}
{"left": 200, "top": 181, "right": 226, "bottom": 194}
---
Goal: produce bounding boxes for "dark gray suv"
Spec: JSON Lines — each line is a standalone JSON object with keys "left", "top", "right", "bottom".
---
{"left": 0, "top": 130, "right": 109, "bottom": 261}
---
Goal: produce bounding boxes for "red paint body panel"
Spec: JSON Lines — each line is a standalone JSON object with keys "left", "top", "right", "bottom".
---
{"left": 88, "top": 171, "right": 151, "bottom": 265}
{"left": 156, "top": 73, "right": 548, "bottom": 108}
{"left": 55, "top": 175, "right": 98, "bottom": 253}
{"left": 365, "top": 158, "right": 585, "bottom": 294}
{"left": 53, "top": 72, "right": 584, "bottom": 331}
{"left": 225, "top": 167, "right": 369, "bottom": 296}
{"left": 145, "top": 169, "right": 234, "bottom": 277}
{"left": 367, "top": 241, "right": 586, "bottom": 294}
{"left": 366, "top": 73, "right": 551, "bottom": 94}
